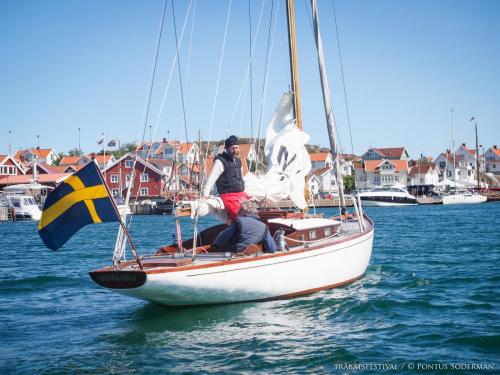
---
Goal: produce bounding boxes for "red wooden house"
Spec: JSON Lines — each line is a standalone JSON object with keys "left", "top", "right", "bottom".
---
{"left": 103, "top": 154, "right": 164, "bottom": 198}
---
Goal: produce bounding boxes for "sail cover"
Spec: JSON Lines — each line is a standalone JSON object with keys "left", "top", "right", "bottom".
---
{"left": 244, "top": 92, "right": 311, "bottom": 209}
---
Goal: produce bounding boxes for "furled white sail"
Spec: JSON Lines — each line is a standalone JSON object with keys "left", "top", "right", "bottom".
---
{"left": 244, "top": 92, "right": 311, "bottom": 209}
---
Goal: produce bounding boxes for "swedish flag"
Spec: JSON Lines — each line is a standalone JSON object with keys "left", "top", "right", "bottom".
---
{"left": 38, "top": 161, "right": 119, "bottom": 250}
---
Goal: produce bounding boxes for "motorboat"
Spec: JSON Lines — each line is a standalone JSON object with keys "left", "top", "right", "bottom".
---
{"left": 358, "top": 186, "right": 417, "bottom": 206}
{"left": 2, "top": 193, "right": 42, "bottom": 220}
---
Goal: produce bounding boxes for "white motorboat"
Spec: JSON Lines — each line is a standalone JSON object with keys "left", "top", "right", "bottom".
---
{"left": 358, "top": 186, "right": 417, "bottom": 206}
{"left": 2, "top": 193, "right": 42, "bottom": 220}
{"left": 442, "top": 190, "right": 487, "bottom": 205}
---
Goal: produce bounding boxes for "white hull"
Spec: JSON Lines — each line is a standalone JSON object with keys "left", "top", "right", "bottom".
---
{"left": 114, "top": 229, "right": 373, "bottom": 306}
{"left": 442, "top": 193, "right": 487, "bottom": 205}
{"left": 360, "top": 200, "right": 416, "bottom": 207}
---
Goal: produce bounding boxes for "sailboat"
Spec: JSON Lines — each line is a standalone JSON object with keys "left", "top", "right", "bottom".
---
{"left": 442, "top": 110, "right": 486, "bottom": 205}
{"left": 88, "top": 0, "right": 374, "bottom": 306}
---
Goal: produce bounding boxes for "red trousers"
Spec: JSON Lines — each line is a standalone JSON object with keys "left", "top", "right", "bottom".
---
{"left": 220, "top": 191, "right": 250, "bottom": 220}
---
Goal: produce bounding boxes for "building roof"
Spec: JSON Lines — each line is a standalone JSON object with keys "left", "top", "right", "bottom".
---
{"left": 309, "top": 152, "right": 331, "bottom": 162}
{"left": 59, "top": 156, "right": 83, "bottom": 165}
{"left": 92, "top": 154, "right": 113, "bottom": 164}
{"left": 409, "top": 164, "right": 435, "bottom": 176}
{"left": 0, "top": 173, "right": 69, "bottom": 186}
{"left": 460, "top": 143, "right": 477, "bottom": 156}
{"left": 364, "top": 159, "right": 409, "bottom": 172}
{"left": 488, "top": 146, "right": 500, "bottom": 157}
{"left": 372, "top": 147, "right": 406, "bottom": 159}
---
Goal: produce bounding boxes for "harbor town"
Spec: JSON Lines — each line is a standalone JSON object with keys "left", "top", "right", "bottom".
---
{"left": 1, "top": 138, "right": 500, "bottom": 221}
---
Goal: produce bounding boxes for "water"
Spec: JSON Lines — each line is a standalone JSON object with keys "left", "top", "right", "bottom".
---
{"left": 1, "top": 203, "right": 499, "bottom": 374}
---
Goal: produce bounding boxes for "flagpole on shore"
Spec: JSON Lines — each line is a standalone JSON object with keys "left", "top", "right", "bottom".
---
{"left": 92, "top": 157, "right": 143, "bottom": 270}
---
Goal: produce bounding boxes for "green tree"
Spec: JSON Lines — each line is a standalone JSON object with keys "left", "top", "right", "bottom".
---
{"left": 53, "top": 152, "right": 66, "bottom": 166}
{"left": 68, "top": 148, "right": 83, "bottom": 156}
{"left": 343, "top": 175, "right": 355, "bottom": 193}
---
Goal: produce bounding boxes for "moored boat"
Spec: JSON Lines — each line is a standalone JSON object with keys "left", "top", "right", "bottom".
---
{"left": 358, "top": 186, "right": 417, "bottom": 206}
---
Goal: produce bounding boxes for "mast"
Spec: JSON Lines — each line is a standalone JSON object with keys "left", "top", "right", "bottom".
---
{"left": 285, "top": 0, "right": 302, "bottom": 130}
{"left": 310, "top": 0, "right": 346, "bottom": 210}
{"left": 473, "top": 118, "right": 480, "bottom": 189}
{"left": 451, "top": 108, "right": 456, "bottom": 187}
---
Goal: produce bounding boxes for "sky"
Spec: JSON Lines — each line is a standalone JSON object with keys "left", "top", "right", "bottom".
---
{"left": 1, "top": 0, "right": 499, "bottom": 159}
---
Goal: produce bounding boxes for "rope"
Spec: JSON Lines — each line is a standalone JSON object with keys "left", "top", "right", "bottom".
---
{"left": 225, "top": 0, "right": 267, "bottom": 136}
{"left": 248, "top": 0, "right": 254, "bottom": 138}
{"left": 331, "top": 0, "right": 354, "bottom": 155}
{"left": 206, "top": 0, "right": 233, "bottom": 151}
{"left": 254, "top": 0, "right": 280, "bottom": 172}
{"left": 171, "top": 0, "right": 190, "bottom": 144}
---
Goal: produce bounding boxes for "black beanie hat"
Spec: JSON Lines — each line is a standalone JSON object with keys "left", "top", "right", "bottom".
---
{"left": 224, "top": 135, "right": 239, "bottom": 149}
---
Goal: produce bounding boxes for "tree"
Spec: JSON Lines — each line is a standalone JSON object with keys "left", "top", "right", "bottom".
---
{"left": 53, "top": 152, "right": 66, "bottom": 166}
{"left": 68, "top": 148, "right": 83, "bottom": 156}
{"left": 343, "top": 175, "right": 355, "bottom": 193}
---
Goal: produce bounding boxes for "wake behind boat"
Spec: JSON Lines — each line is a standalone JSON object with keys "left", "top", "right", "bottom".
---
{"left": 358, "top": 186, "right": 417, "bottom": 206}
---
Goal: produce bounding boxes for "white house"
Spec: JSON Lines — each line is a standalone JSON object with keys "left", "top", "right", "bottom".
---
{"left": 14, "top": 148, "right": 58, "bottom": 166}
{"left": 434, "top": 146, "right": 478, "bottom": 187}
{"left": 484, "top": 145, "right": 500, "bottom": 175}
{"left": 309, "top": 152, "right": 333, "bottom": 170}
{"left": 355, "top": 159, "right": 409, "bottom": 189}
{"left": 408, "top": 164, "right": 440, "bottom": 186}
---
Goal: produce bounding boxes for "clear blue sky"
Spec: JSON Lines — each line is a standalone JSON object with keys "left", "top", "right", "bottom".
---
{"left": 1, "top": 0, "right": 499, "bottom": 159}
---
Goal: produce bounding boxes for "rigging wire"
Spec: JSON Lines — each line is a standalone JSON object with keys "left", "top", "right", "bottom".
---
{"left": 331, "top": 0, "right": 354, "bottom": 155}
{"left": 205, "top": 0, "right": 233, "bottom": 154}
{"left": 171, "top": 0, "right": 190, "bottom": 144}
{"left": 254, "top": 0, "right": 281, "bottom": 172}
{"left": 226, "top": 0, "right": 267, "bottom": 135}
{"left": 248, "top": 0, "right": 254, "bottom": 138}
{"left": 114, "top": 0, "right": 168, "bottom": 263}
{"left": 183, "top": 0, "right": 197, "bottom": 105}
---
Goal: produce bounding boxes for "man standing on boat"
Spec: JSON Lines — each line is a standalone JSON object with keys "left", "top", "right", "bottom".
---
{"left": 203, "top": 135, "right": 250, "bottom": 220}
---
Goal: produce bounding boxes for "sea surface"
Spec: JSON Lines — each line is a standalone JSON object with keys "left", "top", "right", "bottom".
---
{"left": 1, "top": 203, "right": 499, "bottom": 374}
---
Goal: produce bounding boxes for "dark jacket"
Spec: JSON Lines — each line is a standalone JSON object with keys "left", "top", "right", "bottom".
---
{"left": 220, "top": 214, "right": 276, "bottom": 253}
{"left": 215, "top": 152, "right": 244, "bottom": 194}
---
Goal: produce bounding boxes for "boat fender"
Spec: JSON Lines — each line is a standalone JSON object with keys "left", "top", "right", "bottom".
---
{"left": 274, "top": 229, "right": 289, "bottom": 252}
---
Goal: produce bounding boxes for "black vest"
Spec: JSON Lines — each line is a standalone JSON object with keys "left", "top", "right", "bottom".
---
{"left": 215, "top": 152, "right": 245, "bottom": 194}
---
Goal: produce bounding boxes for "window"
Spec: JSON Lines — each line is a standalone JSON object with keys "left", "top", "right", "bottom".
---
{"left": 0, "top": 166, "right": 16, "bottom": 175}
{"left": 420, "top": 177, "right": 424, "bottom": 183}
{"left": 125, "top": 160, "right": 133, "bottom": 168}
{"left": 447, "top": 171, "right": 452, "bottom": 177}
{"left": 111, "top": 189, "right": 119, "bottom": 196}
{"left": 165, "top": 148, "right": 173, "bottom": 155}
{"left": 309, "top": 230, "right": 317, "bottom": 240}
{"left": 324, "top": 227, "right": 331, "bottom": 236}
{"left": 110, "top": 174, "right": 119, "bottom": 183}
{"left": 140, "top": 188, "right": 148, "bottom": 196}
{"left": 439, "top": 162, "right": 445, "bottom": 168}
{"left": 125, "top": 174, "right": 132, "bottom": 183}
{"left": 141, "top": 173, "right": 149, "bottom": 182}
